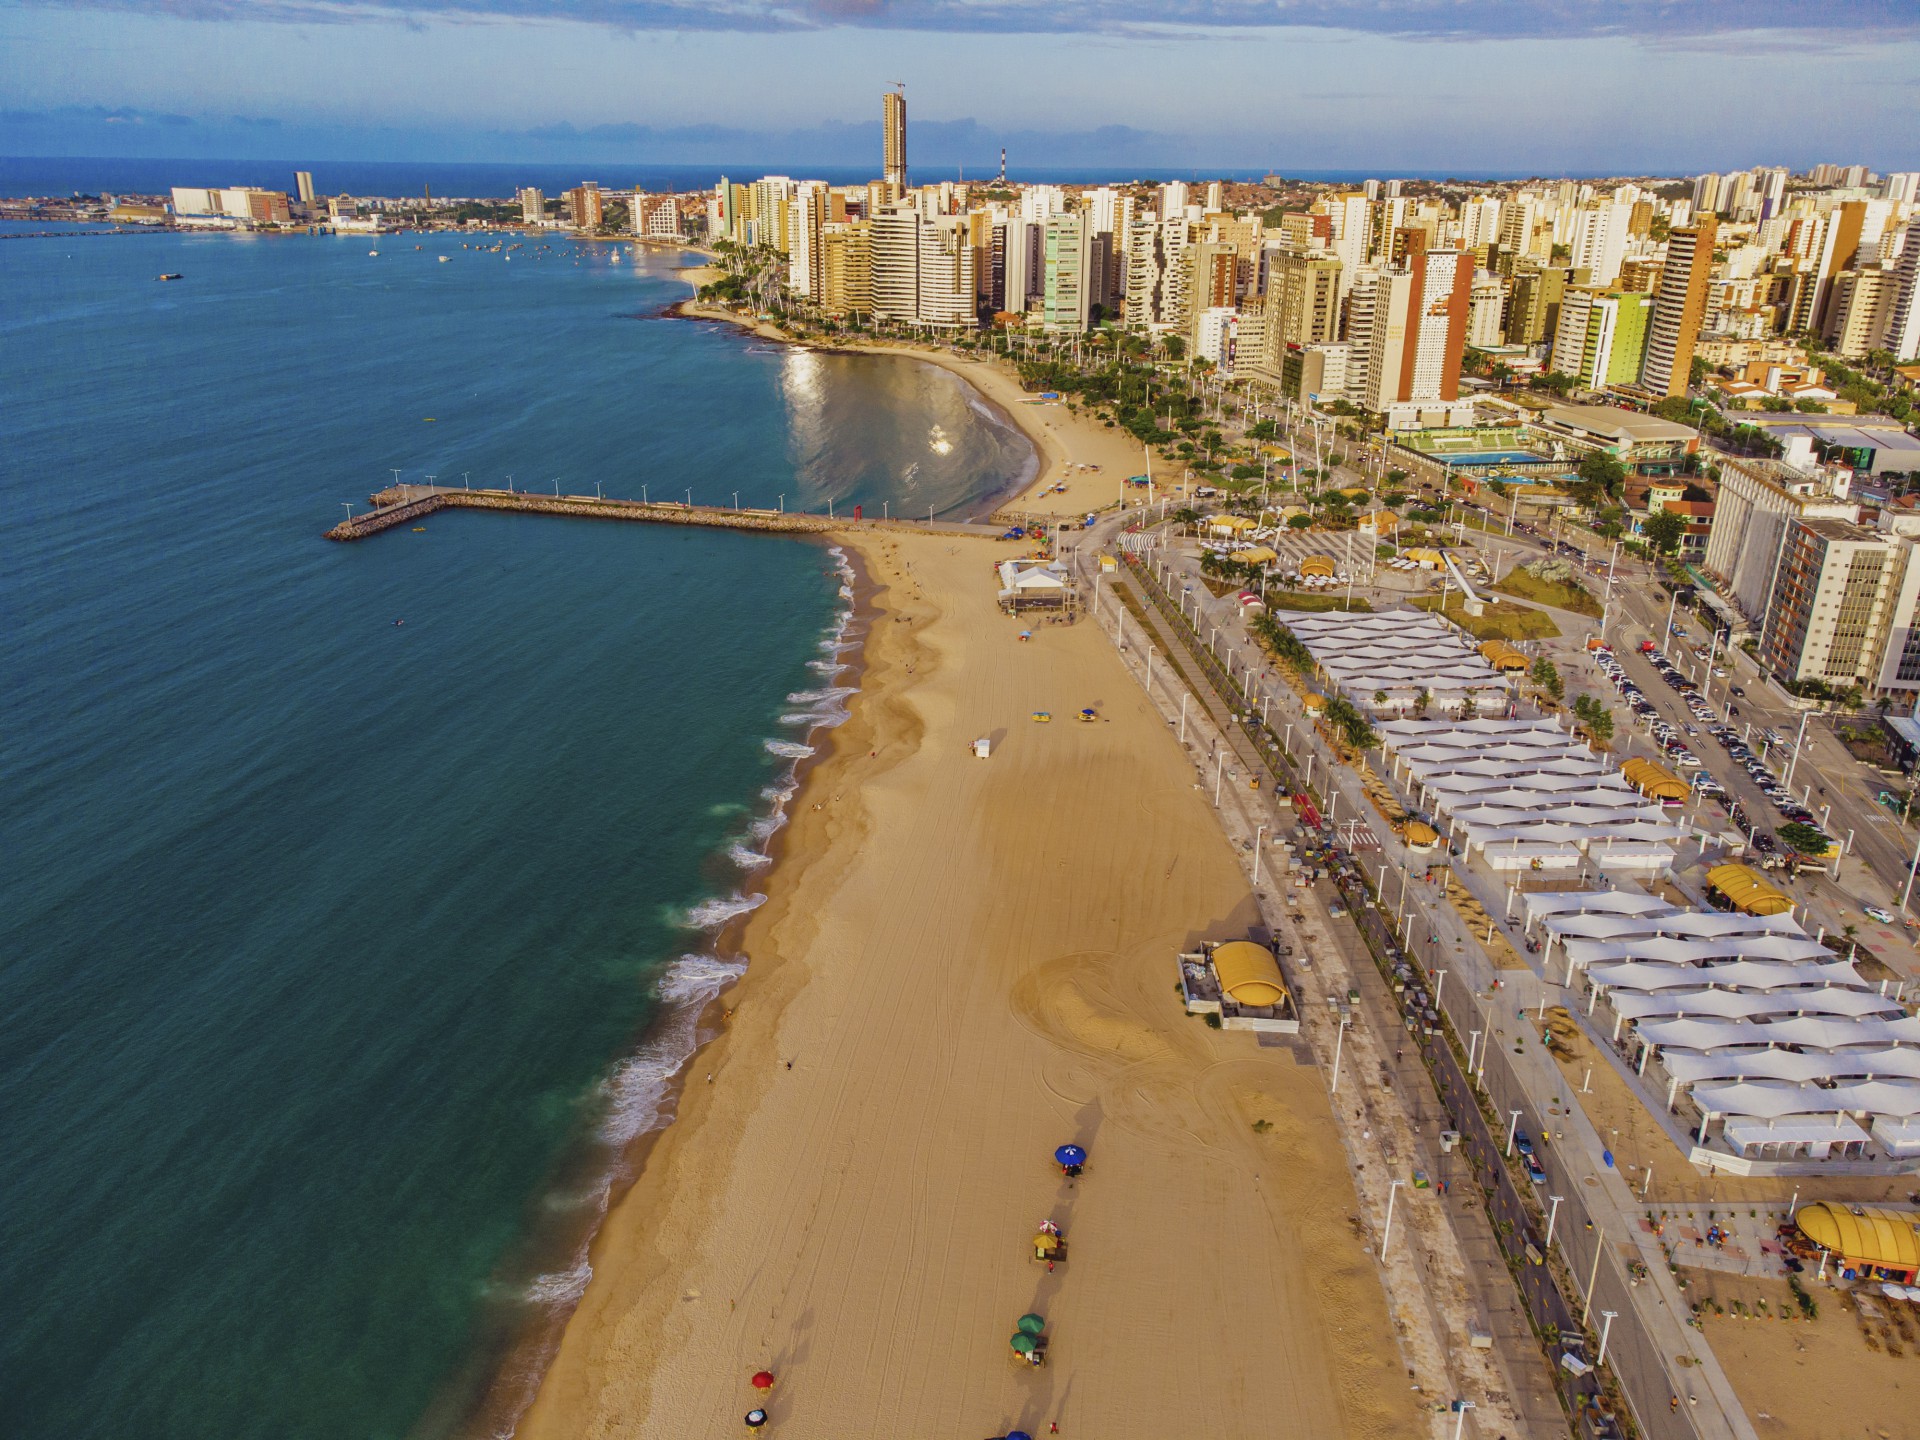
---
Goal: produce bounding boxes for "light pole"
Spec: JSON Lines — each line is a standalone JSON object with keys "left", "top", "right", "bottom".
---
{"left": 1581, "top": 1226, "right": 1605, "bottom": 1325}
{"left": 1433, "top": 968, "right": 1447, "bottom": 1012}
{"left": 1545, "top": 1194, "right": 1564, "bottom": 1248}
{"left": 1331, "top": 1014, "right": 1352, "bottom": 1092}
{"left": 1254, "top": 824, "right": 1266, "bottom": 884}
{"left": 1597, "top": 1310, "right": 1619, "bottom": 1367}
{"left": 1781, "top": 707, "right": 1812, "bottom": 791}
{"left": 1505, "top": 1109, "right": 1523, "bottom": 1156}
{"left": 1380, "top": 1178, "right": 1407, "bottom": 1257}
{"left": 1214, "top": 750, "right": 1225, "bottom": 804}
{"left": 1450, "top": 1400, "right": 1476, "bottom": 1440}
{"left": 340, "top": 502, "right": 354, "bottom": 525}
{"left": 1180, "top": 692, "right": 1189, "bottom": 744}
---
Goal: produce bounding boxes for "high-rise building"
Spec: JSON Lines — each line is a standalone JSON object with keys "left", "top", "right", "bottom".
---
{"left": 1704, "top": 455, "right": 1858, "bottom": 622}
{"left": 1640, "top": 218, "right": 1716, "bottom": 398}
{"left": 1505, "top": 261, "right": 1569, "bottom": 347}
{"left": 1266, "top": 248, "right": 1343, "bottom": 349}
{"left": 1807, "top": 200, "right": 1868, "bottom": 334}
{"left": 998, "top": 217, "right": 1041, "bottom": 315}
{"left": 1884, "top": 172, "right": 1920, "bottom": 206}
{"left": 1043, "top": 213, "right": 1091, "bottom": 332}
{"left": 1160, "top": 181, "right": 1189, "bottom": 217}
{"left": 821, "top": 222, "right": 873, "bottom": 318}
{"left": 1124, "top": 217, "right": 1192, "bottom": 332}
{"left": 1466, "top": 272, "right": 1506, "bottom": 347}
{"left": 1204, "top": 180, "right": 1223, "bottom": 212}
{"left": 1361, "top": 238, "right": 1472, "bottom": 417}
{"left": 295, "top": 171, "right": 315, "bottom": 205}
{"left": 1549, "top": 288, "right": 1654, "bottom": 389}
{"left": 1458, "top": 197, "right": 1503, "bottom": 252}
{"left": 787, "top": 180, "right": 831, "bottom": 300}
{"left": 1568, "top": 201, "right": 1633, "bottom": 286}
{"left": 518, "top": 187, "right": 546, "bottom": 226}
{"left": 1761, "top": 518, "right": 1920, "bottom": 696}
{"left": 564, "top": 183, "right": 604, "bottom": 231}
{"left": 1885, "top": 219, "right": 1920, "bottom": 361}
{"left": 869, "top": 207, "right": 973, "bottom": 327}
{"left": 632, "top": 192, "right": 681, "bottom": 240}
{"left": 883, "top": 87, "right": 907, "bottom": 192}
{"left": 1824, "top": 266, "right": 1894, "bottom": 359}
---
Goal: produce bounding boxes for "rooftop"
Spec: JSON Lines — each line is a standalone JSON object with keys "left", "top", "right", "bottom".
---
{"left": 1537, "top": 403, "right": 1698, "bottom": 445}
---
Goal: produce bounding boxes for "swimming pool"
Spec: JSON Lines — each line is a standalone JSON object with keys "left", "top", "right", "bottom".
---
{"left": 1437, "top": 449, "right": 1554, "bottom": 466}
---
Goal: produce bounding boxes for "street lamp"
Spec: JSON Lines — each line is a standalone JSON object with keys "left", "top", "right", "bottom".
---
{"left": 1505, "top": 1109, "right": 1523, "bottom": 1156}
{"left": 1381, "top": 1178, "right": 1408, "bottom": 1257}
{"left": 1253, "top": 824, "right": 1267, "bottom": 885}
{"left": 1331, "top": 1014, "right": 1353, "bottom": 1092}
{"left": 1545, "top": 1194, "right": 1564, "bottom": 1249}
{"left": 1450, "top": 1401, "right": 1476, "bottom": 1440}
{"left": 1597, "top": 1310, "right": 1619, "bottom": 1367}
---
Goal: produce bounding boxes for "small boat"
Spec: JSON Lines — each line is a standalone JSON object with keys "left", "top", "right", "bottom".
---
{"left": 412, "top": 526, "right": 426, "bottom": 532}
{"left": 438, "top": 255, "right": 451, "bottom": 263}
{"left": 155, "top": 273, "right": 182, "bottom": 281}
{"left": 369, "top": 249, "right": 379, "bottom": 257}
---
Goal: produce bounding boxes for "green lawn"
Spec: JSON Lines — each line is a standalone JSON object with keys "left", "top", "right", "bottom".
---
{"left": 1412, "top": 593, "right": 1561, "bottom": 640}
{"left": 1490, "top": 567, "right": 1602, "bottom": 617}
{"left": 1264, "top": 591, "right": 1374, "bottom": 613}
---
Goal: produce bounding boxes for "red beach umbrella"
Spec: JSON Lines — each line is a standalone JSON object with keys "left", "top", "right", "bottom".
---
{"left": 751, "top": 1370, "right": 775, "bottom": 1391}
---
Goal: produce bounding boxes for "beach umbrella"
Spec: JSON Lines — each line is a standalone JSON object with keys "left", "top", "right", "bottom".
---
{"left": 1009, "top": 1333, "right": 1038, "bottom": 1354}
{"left": 1017, "top": 1313, "right": 1046, "bottom": 1336}
{"left": 751, "top": 1370, "right": 775, "bottom": 1391}
{"left": 1008, "top": 1432, "right": 1034, "bottom": 1440}
{"left": 745, "top": 1409, "right": 768, "bottom": 1428}
{"left": 1054, "top": 1144, "right": 1087, "bottom": 1167}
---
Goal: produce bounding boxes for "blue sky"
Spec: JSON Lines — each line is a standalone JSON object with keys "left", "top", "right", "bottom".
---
{"left": 2, "top": 1, "right": 1917, "bottom": 173}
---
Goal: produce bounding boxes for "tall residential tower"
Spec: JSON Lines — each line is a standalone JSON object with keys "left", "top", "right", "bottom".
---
{"left": 883, "top": 86, "right": 907, "bottom": 193}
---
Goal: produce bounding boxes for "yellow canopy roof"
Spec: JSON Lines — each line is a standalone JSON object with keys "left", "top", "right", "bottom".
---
{"left": 1404, "top": 547, "right": 1444, "bottom": 565}
{"left": 1476, "top": 639, "right": 1528, "bottom": 671}
{"left": 1212, "top": 941, "right": 1289, "bottom": 1008}
{"left": 1209, "top": 514, "right": 1257, "bottom": 532}
{"left": 1300, "top": 554, "right": 1336, "bottom": 577}
{"left": 1796, "top": 1203, "right": 1920, "bottom": 1273}
{"left": 1621, "top": 757, "right": 1689, "bottom": 802}
{"left": 1303, "top": 693, "right": 1327, "bottom": 712}
{"left": 1706, "top": 863, "right": 1792, "bottom": 916}
{"left": 1237, "top": 546, "right": 1279, "bottom": 566}
{"left": 1404, "top": 820, "right": 1440, "bottom": 846}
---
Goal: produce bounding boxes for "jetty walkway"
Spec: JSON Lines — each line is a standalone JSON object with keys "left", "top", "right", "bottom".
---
{"left": 324, "top": 484, "right": 1005, "bottom": 542}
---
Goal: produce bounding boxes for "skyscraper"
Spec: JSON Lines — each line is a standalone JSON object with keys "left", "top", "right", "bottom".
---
{"left": 518, "top": 188, "right": 545, "bottom": 226}
{"left": 1640, "top": 218, "right": 1715, "bottom": 398}
{"left": 1043, "top": 213, "right": 1090, "bottom": 332}
{"left": 295, "top": 171, "right": 315, "bottom": 204}
{"left": 883, "top": 87, "right": 907, "bottom": 192}
{"left": 1885, "top": 219, "right": 1920, "bottom": 361}
{"left": 1549, "top": 288, "right": 1654, "bottom": 389}
{"left": 1360, "top": 238, "right": 1472, "bottom": 416}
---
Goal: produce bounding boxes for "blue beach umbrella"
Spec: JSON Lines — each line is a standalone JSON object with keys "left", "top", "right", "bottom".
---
{"left": 1008, "top": 1431, "right": 1034, "bottom": 1440}
{"left": 1054, "top": 1144, "right": 1087, "bottom": 1167}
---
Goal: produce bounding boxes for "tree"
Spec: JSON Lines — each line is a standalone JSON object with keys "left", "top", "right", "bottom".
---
{"left": 1642, "top": 508, "right": 1687, "bottom": 556}
{"left": 1777, "top": 821, "right": 1834, "bottom": 859}
{"left": 1324, "top": 695, "right": 1379, "bottom": 753}
{"left": 1576, "top": 451, "right": 1628, "bottom": 500}
{"left": 1572, "top": 694, "right": 1614, "bottom": 745}
{"left": 1530, "top": 656, "right": 1564, "bottom": 702}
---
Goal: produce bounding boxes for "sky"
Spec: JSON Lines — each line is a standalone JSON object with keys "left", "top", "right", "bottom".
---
{"left": 2, "top": 0, "right": 1917, "bottom": 175}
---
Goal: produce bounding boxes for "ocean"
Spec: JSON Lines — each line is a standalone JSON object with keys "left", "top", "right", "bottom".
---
{"left": 0, "top": 221, "right": 1032, "bottom": 1439}
{"left": 0, "top": 155, "right": 1524, "bottom": 203}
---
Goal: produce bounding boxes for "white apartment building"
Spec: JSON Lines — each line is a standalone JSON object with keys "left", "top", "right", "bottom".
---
{"left": 1704, "top": 456, "right": 1859, "bottom": 625}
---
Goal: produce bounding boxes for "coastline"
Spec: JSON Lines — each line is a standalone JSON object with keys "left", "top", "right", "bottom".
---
{"left": 459, "top": 537, "right": 874, "bottom": 1440}
{"left": 515, "top": 524, "right": 1420, "bottom": 1438}
{"left": 671, "top": 295, "right": 1162, "bottom": 520}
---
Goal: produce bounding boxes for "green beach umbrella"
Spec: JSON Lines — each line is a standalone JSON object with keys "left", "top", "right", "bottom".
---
{"left": 1017, "top": 1313, "right": 1046, "bottom": 1336}
{"left": 1009, "top": 1333, "right": 1038, "bottom": 1354}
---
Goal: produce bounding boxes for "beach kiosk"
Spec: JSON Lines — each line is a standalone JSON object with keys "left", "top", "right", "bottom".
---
{"left": 973, "top": 736, "right": 992, "bottom": 759}
{"left": 1791, "top": 1203, "right": 1920, "bottom": 1283}
{"left": 1705, "top": 863, "right": 1793, "bottom": 916}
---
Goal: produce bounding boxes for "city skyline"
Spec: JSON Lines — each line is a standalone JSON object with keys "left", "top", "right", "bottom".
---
{"left": 3, "top": 1, "right": 1917, "bottom": 172}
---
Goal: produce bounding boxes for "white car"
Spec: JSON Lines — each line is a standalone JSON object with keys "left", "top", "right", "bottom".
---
{"left": 1866, "top": 906, "right": 1895, "bottom": 924}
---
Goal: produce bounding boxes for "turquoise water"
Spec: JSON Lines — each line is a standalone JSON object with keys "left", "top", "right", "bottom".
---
{"left": 0, "top": 224, "right": 1031, "bottom": 1439}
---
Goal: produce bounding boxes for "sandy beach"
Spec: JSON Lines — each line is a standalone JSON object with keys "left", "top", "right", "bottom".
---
{"left": 516, "top": 514, "right": 1421, "bottom": 1438}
